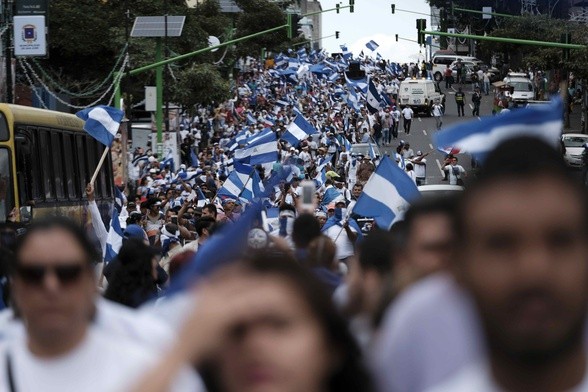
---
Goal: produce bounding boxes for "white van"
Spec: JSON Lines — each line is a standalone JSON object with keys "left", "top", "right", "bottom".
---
{"left": 431, "top": 55, "right": 482, "bottom": 82}
{"left": 503, "top": 76, "right": 535, "bottom": 106}
{"left": 398, "top": 79, "right": 445, "bottom": 115}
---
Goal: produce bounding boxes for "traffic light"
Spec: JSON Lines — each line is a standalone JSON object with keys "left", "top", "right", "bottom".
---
{"left": 416, "top": 18, "right": 426, "bottom": 45}
{"left": 395, "top": 34, "right": 398, "bottom": 42}
{"left": 391, "top": 4, "right": 395, "bottom": 13}
{"left": 336, "top": 3, "right": 340, "bottom": 13}
{"left": 287, "top": 14, "right": 302, "bottom": 39}
{"left": 336, "top": 31, "right": 340, "bottom": 39}
{"left": 349, "top": 0, "right": 354, "bottom": 13}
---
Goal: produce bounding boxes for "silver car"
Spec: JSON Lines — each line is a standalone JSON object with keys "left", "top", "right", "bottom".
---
{"left": 562, "top": 133, "right": 588, "bottom": 168}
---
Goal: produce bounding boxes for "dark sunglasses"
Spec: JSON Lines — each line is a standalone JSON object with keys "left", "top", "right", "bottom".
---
{"left": 15, "top": 264, "right": 86, "bottom": 286}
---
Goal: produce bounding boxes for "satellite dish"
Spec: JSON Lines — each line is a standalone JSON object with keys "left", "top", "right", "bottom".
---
{"left": 208, "top": 36, "right": 220, "bottom": 52}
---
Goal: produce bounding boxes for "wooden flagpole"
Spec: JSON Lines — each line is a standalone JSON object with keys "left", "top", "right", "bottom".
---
{"left": 91, "top": 147, "right": 110, "bottom": 184}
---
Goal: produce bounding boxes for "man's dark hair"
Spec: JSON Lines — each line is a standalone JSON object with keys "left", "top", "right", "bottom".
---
{"left": 279, "top": 202, "right": 297, "bottom": 213}
{"left": 202, "top": 203, "right": 217, "bottom": 217}
{"left": 356, "top": 229, "right": 395, "bottom": 276}
{"left": 12, "top": 216, "right": 99, "bottom": 270}
{"left": 195, "top": 216, "right": 216, "bottom": 237}
{"left": 292, "top": 214, "right": 321, "bottom": 248}
{"left": 454, "top": 136, "right": 588, "bottom": 240}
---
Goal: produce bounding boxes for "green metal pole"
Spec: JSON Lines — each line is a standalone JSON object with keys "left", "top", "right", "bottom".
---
{"left": 155, "top": 38, "right": 163, "bottom": 157}
{"left": 452, "top": 6, "right": 520, "bottom": 19}
{"left": 114, "top": 71, "right": 122, "bottom": 109}
{"left": 422, "top": 30, "right": 585, "bottom": 49}
{"left": 303, "top": 5, "right": 351, "bottom": 17}
{"left": 393, "top": 8, "right": 430, "bottom": 17}
{"left": 129, "top": 24, "right": 289, "bottom": 76}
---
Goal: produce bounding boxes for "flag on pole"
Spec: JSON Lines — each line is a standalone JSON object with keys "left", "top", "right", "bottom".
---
{"left": 352, "top": 156, "right": 420, "bottom": 229}
{"left": 376, "top": 52, "right": 383, "bottom": 61}
{"left": 366, "top": 40, "right": 379, "bottom": 51}
{"left": 346, "top": 88, "right": 360, "bottom": 111}
{"left": 75, "top": 105, "right": 125, "bottom": 147}
{"left": 281, "top": 114, "right": 318, "bottom": 147}
{"left": 104, "top": 209, "right": 124, "bottom": 263}
{"left": 366, "top": 79, "right": 384, "bottom": 114}
{"left": 234, "top": 129, "right": 278, "bottom": 165}
{"left": 434, "top": 97, "right": 563, "bottom": 162}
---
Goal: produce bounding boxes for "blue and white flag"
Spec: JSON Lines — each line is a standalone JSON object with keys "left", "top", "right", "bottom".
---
{"left": 346, "top": 88, "right": 360, "bottom": 111}
{"left": 104, "top": 209, "right": 124, "bottom": 263}
{"left": 321, "top": 187, "right": 342, "bottom": 208}
{"left": 368, "top": 140, "right": 377, "bottom": 160}
{"left": 234, "top": 129, "right": 278, "bottom": 165}
{"left": 218, "top": 162, "right": 262, "bottom": 201}
{"left": 340, "top": 44, "right": 348, "bottom": 52}
{"left": 114, "top": 187, "right": 125, "bottom": 214}
{"left": 366, "top": 40, "right": 379, "bottom": 51}
{"left": 345, "top": 73, "right": 368, "bottom": 94}
{"left": 352, "top": 156, "right": 420, "bottom": 229}
{"left": 160, "top": 154, "right": 174, "bottom": 172}
{"left": 282, "top": 114, "right": 317, "bottom": 147}
{"left": 376, "top": 52, "right": 382, "bottom": 61}
{"left": 190, "top": 149, "right": 200, "bottom": 168}
{"left": 76, "top": 105, "right": 124, "bottom": 147}
{"left": 434, "top": 97, "right": 563, "bottom": 162}
{"left": 246, "top": 112, "right": 257, "bottom": 125}
{"left": 366, "top": 79, "right": 384, "bottom": 114}
{"left": 131, "top": 154, "right": 149, "bottom": 167}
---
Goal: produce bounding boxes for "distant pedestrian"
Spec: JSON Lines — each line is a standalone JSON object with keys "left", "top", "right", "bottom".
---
{"left": 431, "top": 100, "right": 444, "bottom": 130}
{"left": 442, "top": 156, "right": 466, "bottom": 185}
{"left": 444, "top": 65, "right": 453, "bottom": 89}
{"left": 402, "top": 106, "right": 414, "bottom": 134}
{"left": 455, "top": 87, "right": 466, "bottom": 117}
{"left": 391, "top": 106, "right": 401, "bottom": 139}
{"left": 472, "top": 88, "right": 481, "bottom": 117}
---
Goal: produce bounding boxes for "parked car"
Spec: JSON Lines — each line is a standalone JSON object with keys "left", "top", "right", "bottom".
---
{"left": 350, "top": 141, "right": 382, "bottom": 158}
{"left": 561, "top": 133, "right": 588, "bottom": 168}
{"left": 418, "top": 184, "right": 464, "bottom": 197}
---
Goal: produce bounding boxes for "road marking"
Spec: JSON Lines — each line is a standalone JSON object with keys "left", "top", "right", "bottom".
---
{"left": 477, "top": 116, "right": 481, "bottom": 121}
{"left": 423, "top": 129, "right": 427, "bottom": 135}
{"left": 417, "top": 117, "right": 422, "bottom": 122}
{"left": 436, "top": 159, "right": 444, "bottom": 175}
{"left": 451, "top": 86, "right": 457, "bottom": 92}
{"left": 469, "top": 104, "right": 474, "bottom": 110}
{"left": 429, "top": 143, "right": 434, "bottom": 149}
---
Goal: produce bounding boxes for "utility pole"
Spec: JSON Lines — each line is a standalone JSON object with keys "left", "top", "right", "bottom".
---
{"left": 164, "top": 0, "right": 169, "bottom": 138}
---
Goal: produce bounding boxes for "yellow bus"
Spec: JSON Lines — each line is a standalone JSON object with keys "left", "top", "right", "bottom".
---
{"left": 0, "top": 104, "right": 114, "bottom": 224}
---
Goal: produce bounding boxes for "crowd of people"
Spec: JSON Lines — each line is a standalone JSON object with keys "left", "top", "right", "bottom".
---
{"left": 0, "top": 51, "right": 586, "bottom": 392}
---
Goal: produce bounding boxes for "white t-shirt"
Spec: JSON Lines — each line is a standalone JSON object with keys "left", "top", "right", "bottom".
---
{"left": 325, "top": 223, "right": 357, "bottom": 260}
{"left": 402, "top": 107, "right": 414, "bottom": 120}
{"left": 413, "top": 158, "right": 427, "bottom": 178}
{"left": 444, "top": 164, "right": 466, "bottom": 185}
{"left": 0, "top": 327, "right": 203, "bottom": 392}
{"left": 432, "top": 104, "right": 444, "bottom": 117}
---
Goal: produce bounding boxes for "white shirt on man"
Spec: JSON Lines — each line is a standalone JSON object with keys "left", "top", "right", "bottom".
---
{"left": 402, "top": 107, "right": 414, "bottom": 120}
{"left": 0, "top": 327, "right": 203, "bottom": 392}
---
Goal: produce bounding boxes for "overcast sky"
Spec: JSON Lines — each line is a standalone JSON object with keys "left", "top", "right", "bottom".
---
{"left": 320, "top": 0, "right": 432, "bottom": 63}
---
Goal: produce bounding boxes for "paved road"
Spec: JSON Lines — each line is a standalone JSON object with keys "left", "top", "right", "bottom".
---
{"left": 380, "top": 82, "right": 495, "bottom": 185}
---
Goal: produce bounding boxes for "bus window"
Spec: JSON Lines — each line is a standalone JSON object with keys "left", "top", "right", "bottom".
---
{"left": 39, "top": 129, "right": 54, "bottom": 200}
{"left": 75, "top": 134, "right": 89, "bottom": 190}
{"left": 0, "top": 148, "right": 13, "bottom": 221}
{"left": 62, "top": 133, "right": 77, "bottom": 199}
{"left": 15, "top": 128, "right": 39, "bottom": 205}
{"left": 0, "top": 112, "right": 8, "bottom": 141}
{"left": 51, "top": 132, "right": 65, "bottom": 199}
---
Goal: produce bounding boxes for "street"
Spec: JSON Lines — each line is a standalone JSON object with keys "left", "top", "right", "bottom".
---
{"left": 380, "top": 82, "right": 493, "bottom": 185}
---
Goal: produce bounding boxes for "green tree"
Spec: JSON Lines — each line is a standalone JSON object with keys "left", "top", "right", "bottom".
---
{"left": 233, "top": 0, "right": 290, "bottom": 58}
{"left": 169, "top": 63, "right": 230, "bottom": 113}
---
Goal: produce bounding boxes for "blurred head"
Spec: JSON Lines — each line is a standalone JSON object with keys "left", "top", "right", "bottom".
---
{"left": 209, "top": 253, "right": 371, "bottom": 392}
{"left": 346, "top": 229, "right": 395, "bottom": 317}
{"left": 454, "top": 137, "right": 588, "bottom": 365}
{"left": 397, "top": 196, "right": 456, "bottom": 286}
{"left": 292, "top": 214, "right": 321, "bottom": 249}
{"left": 10, "top": 217, "right": 98, "bottom": 349}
